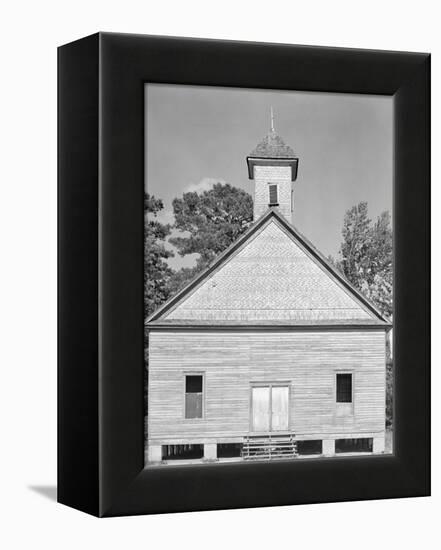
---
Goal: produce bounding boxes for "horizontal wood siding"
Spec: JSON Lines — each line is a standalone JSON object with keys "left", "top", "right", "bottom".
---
{"left": 147, "top": 330, "right": 386, "bottom": 442}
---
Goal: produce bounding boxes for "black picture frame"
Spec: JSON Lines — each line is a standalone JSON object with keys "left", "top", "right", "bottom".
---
{"left": 58, "top": 32, "right": 430, "bottom": 517}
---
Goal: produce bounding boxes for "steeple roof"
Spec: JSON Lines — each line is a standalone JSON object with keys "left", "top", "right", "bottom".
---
{"left": 249, "top": 108, "right": 296, "bottom": 159}
{"left": 249, "top": 130, "right": 296, "bottom": 159}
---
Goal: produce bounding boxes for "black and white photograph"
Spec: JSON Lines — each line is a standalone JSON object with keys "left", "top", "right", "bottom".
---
{"left": 2, "top": 0, "right": 435, "bottom": 543}
{"left": 144, "top": 85, "right": 394, "bottom": 465}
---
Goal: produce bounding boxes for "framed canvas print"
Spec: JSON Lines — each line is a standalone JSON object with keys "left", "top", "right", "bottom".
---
{"left": 58, "top": 33, "right": 430, "bottom": 517}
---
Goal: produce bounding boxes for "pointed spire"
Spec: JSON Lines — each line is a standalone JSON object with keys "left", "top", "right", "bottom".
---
{"left": 270, "top": 106, "right": 275, "bottom": 133}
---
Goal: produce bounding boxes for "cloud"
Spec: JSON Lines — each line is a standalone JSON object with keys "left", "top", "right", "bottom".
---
{"left": 184, "top": 177, "right": 226, "bottom": 194}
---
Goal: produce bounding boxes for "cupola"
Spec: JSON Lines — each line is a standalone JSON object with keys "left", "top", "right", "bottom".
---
{"left": 246, "top": 108, "right": 299, "bottom": 222}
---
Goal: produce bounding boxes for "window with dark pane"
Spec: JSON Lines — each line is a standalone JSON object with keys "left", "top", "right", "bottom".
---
{"left": 162, "top": 444, "right": 204, "bottom": 460}
{"left": 217, "top": 443, "right": 243, "bottom": 458}
{"left": 185, "top": 375, "right": 203, "bottom": 418}
{"left": 297, "top": 440, "right": 323, "bottom": 455}
{"left": 336, "top": 373, "right": 352, "bottom": 403}
{"left": 268, "top": 184, "right": 278, "bottom": 205}
{"left": 335, "top": 438, "right": 373, "bottom": 453}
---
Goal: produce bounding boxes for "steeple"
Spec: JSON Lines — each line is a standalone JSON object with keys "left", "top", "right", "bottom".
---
{"left": 246, "top": 110, "right": 299, "bottom": 223}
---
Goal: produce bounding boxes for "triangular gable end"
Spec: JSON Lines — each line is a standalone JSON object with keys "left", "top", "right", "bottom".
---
{"left": 148, "top": 209, "right": 389, "bottom": 326}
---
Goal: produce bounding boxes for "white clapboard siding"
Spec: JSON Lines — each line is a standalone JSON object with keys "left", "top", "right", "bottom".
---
{"left": 147, "top": 330, "right": 386, "bottom": 442}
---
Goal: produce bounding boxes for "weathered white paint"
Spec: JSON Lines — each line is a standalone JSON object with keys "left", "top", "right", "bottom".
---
{"left": 373, "top": 436, "right": 385, "bottom": 453}
{"left": 204, "top": 443, "right": 217, "bottom": 460}
{"left": 322, "top": 439, "right": 335, "bottom": 456}
{"left": 148, "top": 445, "right": 162, "bottom": 462}
{"left": 147, "top": 330, "right": 386, "bottom": 447}
{"left": 253, "top": 165, "right": 293, "bottom": 221}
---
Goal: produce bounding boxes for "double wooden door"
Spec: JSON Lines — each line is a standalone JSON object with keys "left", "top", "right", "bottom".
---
{"left": 251, "top": 385, "right": 289, "bottom": 432}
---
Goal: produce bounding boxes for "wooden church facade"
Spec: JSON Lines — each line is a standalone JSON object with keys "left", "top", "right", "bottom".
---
{"left": 145, "top": 119, "right": 391, "bottom": 465}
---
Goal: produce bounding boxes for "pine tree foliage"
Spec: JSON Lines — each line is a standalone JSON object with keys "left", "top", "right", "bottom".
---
{"left": 170, "top": 183, "right": 253, "bottom": 269}
{"left": 166, "top": 266, "right": 201, "bottom": 298}
{"left": 144, "top": 192, "right": 174, "bottom": 318}
{"left": 168, "top": 183, "right": 253, "bottom": 292}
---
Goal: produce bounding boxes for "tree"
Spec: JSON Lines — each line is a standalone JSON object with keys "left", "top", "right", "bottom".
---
{"left": 168, "top": 182, "right": 253, "bottom": 290}
{"left": 144, "top": 192, "right": 174, "bottom": 319}
{"left": 166, "top": 266, "right": 200, "bottom": 297}
{"left": 361, "top": 211, "right": 393, "bottom": 319}
{"left": 337, "top": 202, "right": 393, "bottom": 319}
{"left": 338, "top": 202, "right": 372, "bottom": 292}
{"left": 335, "top": 201, "right": 393, "bottom": 427}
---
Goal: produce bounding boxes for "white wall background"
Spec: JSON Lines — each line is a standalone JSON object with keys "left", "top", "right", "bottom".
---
{"left": 0, "top": 1, "right": 438, "bottom": 548}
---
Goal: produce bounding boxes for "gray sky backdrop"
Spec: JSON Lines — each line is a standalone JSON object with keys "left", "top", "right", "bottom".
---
{"left": 145, "top": 84, "right": 393, "bottom": 269}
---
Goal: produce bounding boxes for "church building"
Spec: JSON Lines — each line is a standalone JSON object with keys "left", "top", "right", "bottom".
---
{"left": 145, "top": 114, "right": 391, "bottom": 465}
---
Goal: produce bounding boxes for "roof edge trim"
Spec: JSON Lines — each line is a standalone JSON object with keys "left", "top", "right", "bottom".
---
{"left": 146, "top": 208, "right": 390, "bottom": 325}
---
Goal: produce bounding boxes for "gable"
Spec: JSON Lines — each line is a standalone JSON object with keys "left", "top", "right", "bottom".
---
{"left": 153, "top": 214, "right": 385, "bottom": 325}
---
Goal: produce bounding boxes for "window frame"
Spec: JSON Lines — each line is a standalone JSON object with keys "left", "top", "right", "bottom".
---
{"left": 183, "top": 372, "right": 205, "bottom": 420}
{"left": 334, "top": 370, "right": 355, "bottom": 416}
{"left": 336, "top": 372, "right": 353, "bottom": 403}
{"left": 268, "top": 183, "right": 279, "bottom": 206}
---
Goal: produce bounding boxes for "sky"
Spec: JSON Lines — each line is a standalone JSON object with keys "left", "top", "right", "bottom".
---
{"left": 145, "top": 84, "right": 393, "bottom": 269}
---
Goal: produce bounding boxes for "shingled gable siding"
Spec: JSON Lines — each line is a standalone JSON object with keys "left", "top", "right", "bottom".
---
{"left": 147, "top": 329, "right": 386, "bottom": 445}
{"left": 254, "top": 165, "right": 292, "bottom": 220}
{"left": 165, "top": 220, "right": 373, "bottom": 323}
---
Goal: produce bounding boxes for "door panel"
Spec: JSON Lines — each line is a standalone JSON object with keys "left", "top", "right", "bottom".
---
{"left": 271, "top": 386, "right": 289, "bottom": 431}
{"left": 252, "top": 387, "right": 270, "bottom": 432}
{"left": 251, "top": 385, "right": 290, "bottom": 432}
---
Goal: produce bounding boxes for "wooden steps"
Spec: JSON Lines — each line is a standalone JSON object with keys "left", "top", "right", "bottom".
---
{"left": 242, "top": 434, "right": 298, "bottom": 460}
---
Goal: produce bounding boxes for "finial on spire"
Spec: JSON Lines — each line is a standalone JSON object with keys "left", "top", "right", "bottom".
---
{"left": 270, "top": 106, "right": 275, "bottom": 133}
